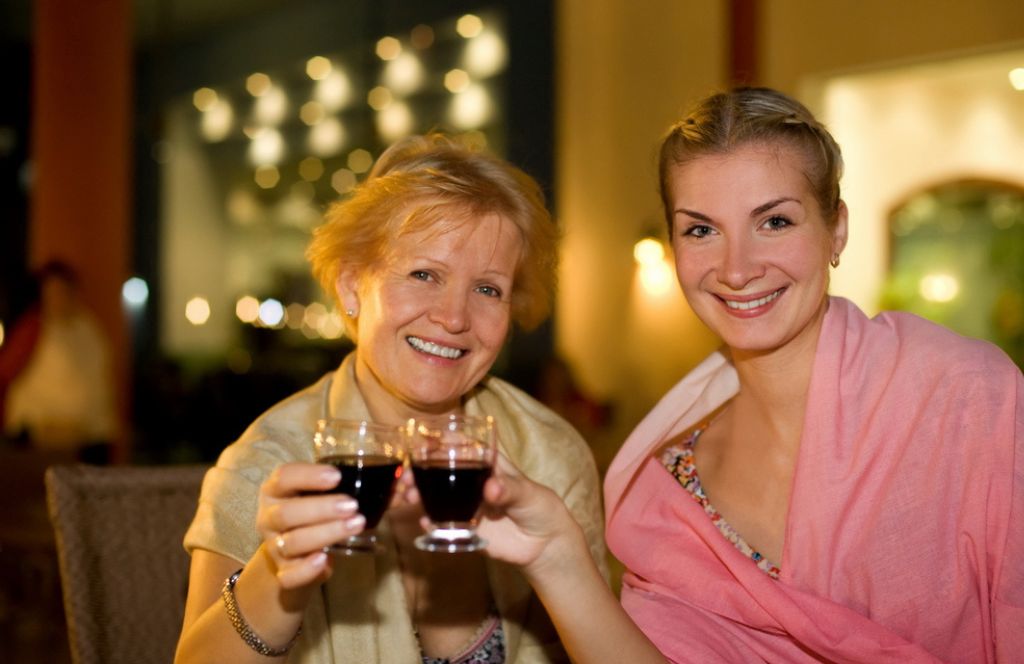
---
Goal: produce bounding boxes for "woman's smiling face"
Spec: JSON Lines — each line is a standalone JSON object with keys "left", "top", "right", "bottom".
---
{"left": 667, "top": 143, "right": 847, "bottom": 358}
{"left": 339, "top": 213, "right": 522, "bottom": 422}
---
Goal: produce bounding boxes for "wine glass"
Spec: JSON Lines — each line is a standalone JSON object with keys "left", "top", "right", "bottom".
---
{"left": 313, "top": 419, "right": 408, "bottom": 555}
{"left": 410, "top": 414, "right": 497, "bottom": 553}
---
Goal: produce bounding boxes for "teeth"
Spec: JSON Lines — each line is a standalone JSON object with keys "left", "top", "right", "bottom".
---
{"left": 407, "top": 336, "right": 464, "bottom": 359}
{"left": 725, "top": 289, "right": 782, "bottom": 311}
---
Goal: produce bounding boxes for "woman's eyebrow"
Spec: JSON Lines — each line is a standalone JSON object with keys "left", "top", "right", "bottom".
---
{"left": 674, "top": 207, "right": 711, "bottom": 222}
{"left": 751, "top": 197, "right": 799, "bottom": 217}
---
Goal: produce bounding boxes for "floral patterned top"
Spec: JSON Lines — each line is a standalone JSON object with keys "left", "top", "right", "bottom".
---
{"left": 661, "top": 424, "right": 782, "bottom": 579}
{"left": 420, "top": 615, "right": 505, "bottom": 664}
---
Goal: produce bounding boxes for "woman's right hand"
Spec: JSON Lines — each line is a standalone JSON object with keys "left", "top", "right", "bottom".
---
{"left": 476, "top": 456, "right": 586, "bottom": 577}
{"left": 255, "top": 462, "right": 366, "bottom": 588}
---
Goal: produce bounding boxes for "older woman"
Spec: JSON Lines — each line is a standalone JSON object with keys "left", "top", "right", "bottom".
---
{"left": 174, "top": 134, "right": 607, "bottom": 663}
{"left": 475, "top": 87, "right": 1023, "bottom": 663}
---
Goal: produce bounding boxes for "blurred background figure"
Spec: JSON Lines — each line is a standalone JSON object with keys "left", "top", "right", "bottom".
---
{"left": 1, "top": 260, "right": 117, "bottom": 464}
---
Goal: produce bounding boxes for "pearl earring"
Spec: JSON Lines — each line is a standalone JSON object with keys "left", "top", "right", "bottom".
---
{"left": 346, "top": 309, "right": 356, "bottom": 317}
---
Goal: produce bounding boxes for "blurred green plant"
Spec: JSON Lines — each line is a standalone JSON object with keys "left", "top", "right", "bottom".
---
{"left": 881, "top": 182, "right": 1023, "bottom": 368}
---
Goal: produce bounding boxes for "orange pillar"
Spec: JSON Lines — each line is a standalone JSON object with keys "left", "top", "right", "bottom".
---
{"left": 31, "top": 0, "right": 133, "bottom": 460}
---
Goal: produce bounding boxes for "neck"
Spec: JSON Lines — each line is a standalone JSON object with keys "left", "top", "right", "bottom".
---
{"left": 726, "top": 299, "right": 828, "bottom": 444}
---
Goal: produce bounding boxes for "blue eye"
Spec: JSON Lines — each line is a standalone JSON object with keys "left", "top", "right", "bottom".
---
{"left": 684, "top": 224, "right": 714, "bottom": 238}
{"left": 764, "top": 215, "right": 791, "bottom": 231}
{"left": 476, "top": 285, "right": 502, "bottom": 298}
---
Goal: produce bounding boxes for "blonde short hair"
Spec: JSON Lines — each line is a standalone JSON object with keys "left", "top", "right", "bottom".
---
{"left": 307, "top": 134, "right": 558, "bottom": 334}
{"left": 659, "top": 87, "right": 845, "bottom": 232}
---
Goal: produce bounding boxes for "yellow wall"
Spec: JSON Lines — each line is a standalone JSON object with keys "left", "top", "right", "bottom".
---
{"left": 555, "top": 0, "right": 726, "bottom": 460}
{"left": 555, "top": 0, "right": 1024, "bottom": 459}
{"left": 762, "top": 0, "right": 1024, "bottom": 95}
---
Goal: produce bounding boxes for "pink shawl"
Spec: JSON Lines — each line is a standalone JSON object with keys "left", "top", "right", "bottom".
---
{"left": 605, "top": 297, "right": 1023, "bottom": 663}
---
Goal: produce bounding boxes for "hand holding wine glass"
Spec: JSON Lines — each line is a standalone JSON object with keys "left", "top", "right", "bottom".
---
{"left": 411, "top": 414, "right": 497, "bottom": 553}
{"left": 312, "top": 419, "right": 408, "bottom": 555}
{"left": 255, "top": 462, "right": 361, "bottom": 589}
{"left": 474, "top": 453, "right": 588, "bottom": 573}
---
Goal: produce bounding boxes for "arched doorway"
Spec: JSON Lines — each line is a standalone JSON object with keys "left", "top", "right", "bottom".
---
{"left": 881, "top": 180, "right": 1024, "bottom": 367}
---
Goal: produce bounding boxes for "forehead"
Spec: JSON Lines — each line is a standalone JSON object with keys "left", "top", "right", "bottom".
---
{"left": 669, "top": 143, "right": 813, "bottom": 200}
{"left": 387, "top": 212, "right": 523, "bottom": 270}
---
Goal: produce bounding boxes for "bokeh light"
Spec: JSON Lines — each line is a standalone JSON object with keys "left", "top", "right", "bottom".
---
{"left": 299, "top": 156, "right": 325, "bottom": 182}
{"left": 376, "top": 102, "right": 414, "bottom": 142}
{"left": 299, "top": 100, "right": 326, "bottom": 126}
{"left": 444, "top": 69, "right": 471, "bottom": 93}
{"left": 315, "top": 70, "right": 352, "bottom": 111}
{"left": 308, "top": 117, "right": 345, "bottom": 157}
{"left": 1010, "top": 67, "right": 1024, "bottom": 91}
{"left": 285, "top": 303, "right": 306, "bottom": 329}
{"left": 254, "top": 86, "right": 288, "bottom": 125}
{"left": 449, "top": 84, "right": 492, "bottom": 129}
{"left": 254, "top": 165, "right": 280, "bottom": 189}
{"left": 376, "top": 36, "right": 402, "bottom": 61}
{"left": 367, "top": 86, "right": 393, "bottom": 111}
{"left": 919, "top": 273, "right": 960, "bottom": 303}
{"left": 639, "top": 261, "right": 675, "bottom": 296}
{"left": 235, "top": 296, "right": 260, "bottom": 323}
{"left": 331, "top": 168, "right": 357, "bottom": 194}
{"left": 185, "top": 297, "right": 211, "bottom": 325}
{"left": 259, "top": 298, "right": 285, "bottom": 327}
{"left": 456, "top": 14, "right": 483, "bottom": 38}
{"left": 200, "top": 98, "right": 233, "bottom": 142}
{"left": 319, "top": 311, "right": 345, "bottom": 339}
{"left": 246, "top": 72, "right": 272, "bottom": 97}
{"left": 464, "top": 31, "right": 506, "bottom": 78}
{"left": 347, "top": 149, "right": 374, "bottom": 173}
{"left": 306, "top": 56, "right": 332, "bottom": 81}
{"left": 633, "top": 238, "right": 665, "bottom": 265}
{"left": 383, "top": 52, "right": 425, "bottom": 95}
{"left": 192, "top": 87, "right": 217, "bottom": 111}
{"left": 122, "top": 277, "right": 149, "bottom": 308}
{"left": 248, "top": 128, "right": 285, "bottom": 166}
{"left": 303, "top": 302, "right": 327, "bottom": 329}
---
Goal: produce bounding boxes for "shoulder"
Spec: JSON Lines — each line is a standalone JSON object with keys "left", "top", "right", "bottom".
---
{"left": 832, "top": 297, "right": 1018, "bottom": 382}
{"left": 478, "top": 375, "right": 588, "bottom": 443}
{"left": 474, "top": 375, "right": 598, "bottom": 487}
{"left": 875, "top": 310, "right": 1015, "bottom": 379}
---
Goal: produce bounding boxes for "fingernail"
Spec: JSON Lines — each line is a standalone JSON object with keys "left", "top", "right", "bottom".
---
{"left": 310, "top": 551, "right": 327, "bottom": 567}
{"left": 321, "top": 467, "right": 341, "bottom": 484}
{"left": 345, "top": 515, "right": 365, "bottom": 529}
{"left": 334, "top": 498, "right": 357, "bottom": 513}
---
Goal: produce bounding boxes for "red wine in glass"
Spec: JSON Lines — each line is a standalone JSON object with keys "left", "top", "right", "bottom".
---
{"left": 413, "top": 460, "right": 491, "bottom": 523}
{"left": 411, "top": 415, "right": 496, "bottom": 552}
{"left": 313, "top": 419, "right": 408, "bottom": 554}
{"left": 321, "top": 454, "right": 403, "bottom": 529}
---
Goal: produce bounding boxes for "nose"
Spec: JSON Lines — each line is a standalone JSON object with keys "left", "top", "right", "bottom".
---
{"left": 429, "top": 285, "right": 470, "bottom": 333}
{"left": 718, "top": 235, "right": 765, "bottom": 290}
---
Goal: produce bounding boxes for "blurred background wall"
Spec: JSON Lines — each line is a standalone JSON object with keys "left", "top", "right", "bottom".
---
{"left": 0, "top": 0, "right": 1021, "bottom": 468}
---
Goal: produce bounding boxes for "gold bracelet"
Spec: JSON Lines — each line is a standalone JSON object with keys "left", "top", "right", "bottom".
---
{"left": 221, "top": 569, "right": 302, "bottom": 657}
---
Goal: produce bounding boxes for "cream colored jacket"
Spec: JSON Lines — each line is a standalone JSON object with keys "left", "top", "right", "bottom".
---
{"left": 185, "top": 353, "right": 607, "bottom": 663}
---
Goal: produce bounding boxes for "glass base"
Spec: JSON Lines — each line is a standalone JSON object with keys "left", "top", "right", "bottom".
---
{"left": 327, "top": 533, "right": 382, "bottom": 556}
{"left": 414, "top": 528, "right": 487, "bottom": 553}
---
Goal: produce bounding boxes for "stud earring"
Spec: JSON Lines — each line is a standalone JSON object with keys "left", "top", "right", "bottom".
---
{"left": 830, "top": 254, "right": 840, "bottom": 269}
{"left": 346, "top": 308, "right": 356, "bottom": 317}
